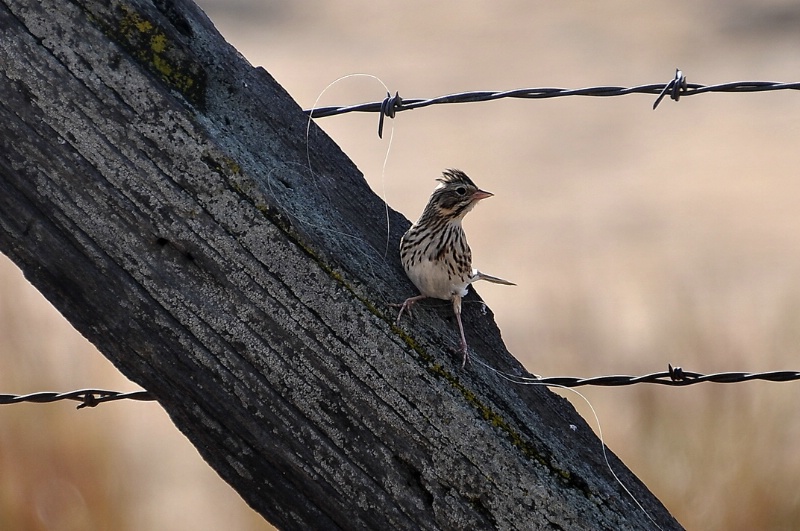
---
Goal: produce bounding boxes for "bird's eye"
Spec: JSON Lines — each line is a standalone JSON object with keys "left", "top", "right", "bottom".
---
{"left": 455, "top": 186, "right": 467, "bottom": 196}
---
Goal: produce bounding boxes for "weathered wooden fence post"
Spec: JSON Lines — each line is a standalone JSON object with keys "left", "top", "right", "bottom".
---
{"left": 0, "top": 0, "right": 681, "bottom": 528}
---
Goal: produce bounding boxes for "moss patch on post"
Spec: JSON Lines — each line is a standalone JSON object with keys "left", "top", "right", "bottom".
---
{"left": 88, "top": 3, "right": 207, "bottom": 107}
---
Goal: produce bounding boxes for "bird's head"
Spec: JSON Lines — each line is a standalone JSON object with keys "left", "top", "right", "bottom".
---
{"left": 428, "top": 169, "right": 493, "bottom": 220}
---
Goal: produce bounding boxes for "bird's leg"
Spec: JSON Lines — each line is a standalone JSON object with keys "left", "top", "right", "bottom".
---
{"left": 392, "top": 294, "right": 427, "bottom": 325}
{"left": 452, "top": 295, "right": 469, "bottom": 368}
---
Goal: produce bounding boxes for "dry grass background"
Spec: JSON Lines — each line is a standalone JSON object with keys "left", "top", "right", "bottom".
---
{"left": 3, "top": 1, "right": 800, "bottom": 529}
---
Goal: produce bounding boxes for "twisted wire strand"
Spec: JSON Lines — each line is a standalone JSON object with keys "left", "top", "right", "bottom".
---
{"left": 2, "top": 366, "right": 798, "bottom": 409}
{"left": 534, "top": 366, "right": 800, "bottom": 388}
{"left": 0, "top": 389, "right": 155, "bottom": 409}
{"left": 305, "top": 75, "right": 800, "bottom": 120}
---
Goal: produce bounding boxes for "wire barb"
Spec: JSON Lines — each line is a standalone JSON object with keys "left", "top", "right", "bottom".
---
{"left": 378, "top": 91, "right": 403, "bottom": 138}
{"left": 653, "top": 68, "right": 687, "bottom": 109}
{"left": 668, "top": 364, "right": 686, "bottom": 381}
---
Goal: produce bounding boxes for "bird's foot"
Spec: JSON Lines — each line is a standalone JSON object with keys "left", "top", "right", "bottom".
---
{"left": 391, "top": 295, "right": 426, "bottom": 325}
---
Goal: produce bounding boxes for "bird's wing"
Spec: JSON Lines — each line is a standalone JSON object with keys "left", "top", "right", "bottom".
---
{"left": 469, "top": 269, "right": 516, "bottom": 286}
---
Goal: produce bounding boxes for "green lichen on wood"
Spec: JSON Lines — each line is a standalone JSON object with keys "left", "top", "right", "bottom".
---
{"left": 91, "top": 3, "right": 206, "bottom": 107}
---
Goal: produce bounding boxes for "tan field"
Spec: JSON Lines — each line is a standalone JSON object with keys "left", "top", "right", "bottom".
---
{"left": 3, "top": 1, "right": 800, "bottom": 529}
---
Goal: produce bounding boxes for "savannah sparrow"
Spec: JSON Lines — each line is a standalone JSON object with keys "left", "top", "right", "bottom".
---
{"left": 395, "top": 169, "right": 515, "bottom": 367}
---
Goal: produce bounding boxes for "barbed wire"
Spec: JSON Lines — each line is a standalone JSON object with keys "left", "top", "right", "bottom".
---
{"left": 0, "top": 389, "right": 155, "bottom": 409}
{"left": 534, "top": 365, "right": 800, "bottom": 387}
{"left": 2, "top": 365, "right": 798, "bottom": 409}
{"left": 303, "top": 69, "right": 800, "bottom": 137}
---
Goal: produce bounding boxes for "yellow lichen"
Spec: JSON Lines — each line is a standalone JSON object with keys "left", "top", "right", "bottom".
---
{"left": 150, "top": 33, "right": 167, "bottom": 54}
{"left": 92, "top": 4, "right": 205, "bottom": 105}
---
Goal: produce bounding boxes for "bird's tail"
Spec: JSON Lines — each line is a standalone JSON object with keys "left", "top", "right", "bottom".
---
{"left": 470, "top": 269, "right": 516, "bottom": 286}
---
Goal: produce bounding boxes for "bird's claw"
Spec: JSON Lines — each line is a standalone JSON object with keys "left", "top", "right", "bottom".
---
{"left": 391, "top": 299, "right": 416, "bottom": 325}
{"left": 392, "top": 295, "right": 428, "bottom": 325}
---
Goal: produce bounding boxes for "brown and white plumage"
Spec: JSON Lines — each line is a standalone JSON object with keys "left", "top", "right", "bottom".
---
{"left": 395, "top": 169, "right": 514, "bottom": 367}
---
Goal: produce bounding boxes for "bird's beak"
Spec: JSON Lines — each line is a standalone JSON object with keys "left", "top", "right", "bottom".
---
{"left": 472, "top": 189, "right": 493, "bottom": 201}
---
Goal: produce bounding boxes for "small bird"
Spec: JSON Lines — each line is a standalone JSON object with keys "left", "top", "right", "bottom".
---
{"left": 395, "top": 169, "right": 515, "bottom": 367}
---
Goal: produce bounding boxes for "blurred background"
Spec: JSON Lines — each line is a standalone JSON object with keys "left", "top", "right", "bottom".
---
{"left": 3, "top": 0, "right": 800, "bottom": 529}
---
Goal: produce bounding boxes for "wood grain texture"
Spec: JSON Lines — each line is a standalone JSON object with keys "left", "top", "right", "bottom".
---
{"left": 0, "top": 0, "right": 681, "bottom": 529}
